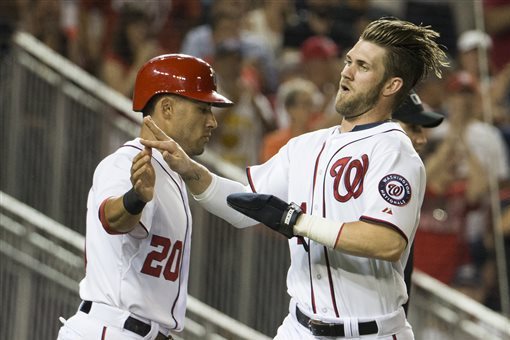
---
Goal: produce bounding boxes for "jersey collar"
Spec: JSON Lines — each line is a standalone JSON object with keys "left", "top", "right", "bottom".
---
{"left": 351, "top": 120, "right": 393, "bottom": 132}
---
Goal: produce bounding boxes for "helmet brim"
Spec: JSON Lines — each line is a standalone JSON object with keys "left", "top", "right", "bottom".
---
{"left": 186, "top": 91, "right": 234, "bottom": 108}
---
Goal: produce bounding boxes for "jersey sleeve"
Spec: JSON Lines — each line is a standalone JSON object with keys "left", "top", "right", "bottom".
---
{"left": 359, "top": 148, "right": 425, "bottom": 242}
{"left": 92, "top": 151, "right": 152, "bottom": 238}
{"left": 247, "top": 143, "right": 290, "bottom": 201}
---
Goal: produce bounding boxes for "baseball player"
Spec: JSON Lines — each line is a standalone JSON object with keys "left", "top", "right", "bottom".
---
{"left": 57, "top": 54, "right": 233, "bottom": 340}
{"left": 392, "top": 90, "right": 445, "bottom": 315}
{"left": 141, "top": 18, "right": 448, "bottom": 339}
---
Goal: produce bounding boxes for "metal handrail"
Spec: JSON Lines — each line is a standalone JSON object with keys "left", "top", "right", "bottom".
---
{"left": 0, "top": 191, "right": 270, "bottom": 340}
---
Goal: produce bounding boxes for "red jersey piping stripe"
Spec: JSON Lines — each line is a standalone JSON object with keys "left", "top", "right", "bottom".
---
{"left": 308, "top": 141, "right": 326, "bottom": 314}
{"left": 333, "top": 223, "right": 345, "bottom": 248}
{"left": 98, "top": 198, "right": 125, "bottom": 235}
{"left": 359, "top": 215, "right": 409, "bottom": 244}
{"left": 324, "top": 247, "right": 340, "bottom": 317}
{"left": 307, "top": 247, "right": 317, "bottom": 314}
{"left": 121, "top": 144, "right": 190, "bottom": 330}
{"left": 246, "top": 167, "right": 257, "bottom": 193}
{"left": 101, "top": 326, "right": 107, "bottom": 340}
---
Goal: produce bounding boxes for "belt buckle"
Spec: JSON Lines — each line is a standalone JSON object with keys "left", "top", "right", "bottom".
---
{"left": 307, "top": 318, "right": 328, "bottom": 334}
{"left": 307, "top": 318, "right": 343, "bottom": 337}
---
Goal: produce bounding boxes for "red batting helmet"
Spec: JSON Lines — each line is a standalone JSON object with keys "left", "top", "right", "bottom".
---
{"left": 132, "top": 54, "right": 233, "bottom": 111}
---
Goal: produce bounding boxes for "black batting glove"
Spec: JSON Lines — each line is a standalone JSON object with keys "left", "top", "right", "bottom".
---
{"left": 226, "top": 193, "right": 302, "bottom": 239}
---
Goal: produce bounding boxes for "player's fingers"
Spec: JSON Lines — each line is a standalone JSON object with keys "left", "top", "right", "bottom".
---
{"left": 143, "top": 116, "right": 172, "bottom": 141}
{"left": 140, "top": 139, "right": 177, "bottom": 154}
{"left": 132, "top": 147, "right": 151, "bottom": 164}
{"left": 132, "top": 163, "right": 155, "bottom": 183}
{"left": 132, "top": 154, "right": 151, "bottom": 174}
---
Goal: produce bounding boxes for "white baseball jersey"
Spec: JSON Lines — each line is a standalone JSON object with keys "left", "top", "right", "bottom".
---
{"left": 247, "top": 121, "right": 425, "bottom": 319}
{"left": 80, "top": 138, "right": 192, "bottom": 331}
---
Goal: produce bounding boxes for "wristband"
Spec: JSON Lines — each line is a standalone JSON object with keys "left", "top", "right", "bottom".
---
{"left": 123, "top": 188, "right": 146, "bottom": 215}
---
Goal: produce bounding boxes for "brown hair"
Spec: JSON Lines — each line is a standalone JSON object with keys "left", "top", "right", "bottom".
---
{"left": 360, "top": 18, "right": 449, "bottom": 106}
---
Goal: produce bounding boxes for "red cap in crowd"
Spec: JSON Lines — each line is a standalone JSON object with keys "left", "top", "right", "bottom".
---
{"left": 446, "top": 71, "right": 478, "bottom": 93}
{"left": 300, "top": 36, "right": 339, "bottom": 62}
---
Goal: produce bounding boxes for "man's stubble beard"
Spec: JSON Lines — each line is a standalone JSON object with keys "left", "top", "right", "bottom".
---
{"left": 335, "top": 80, "right": 385, "bottom": 120}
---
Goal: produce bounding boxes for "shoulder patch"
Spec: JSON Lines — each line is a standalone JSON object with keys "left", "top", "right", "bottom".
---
{"left": 378, "top": 174, "right": 412, "bottom": 206}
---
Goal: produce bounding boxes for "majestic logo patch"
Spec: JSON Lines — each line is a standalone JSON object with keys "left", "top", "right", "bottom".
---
{"left": 378, "top": 174, "right": 412, "bottom": 206}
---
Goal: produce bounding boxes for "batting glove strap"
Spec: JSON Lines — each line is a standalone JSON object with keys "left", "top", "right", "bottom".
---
{"left": 279, "top": 202, "right": 302, "bottom": 238}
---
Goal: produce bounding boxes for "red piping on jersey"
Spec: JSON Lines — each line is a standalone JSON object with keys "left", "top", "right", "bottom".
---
{"left": 99, "top": 198, "right": 125, "bottom": 235}
{"left": 308, "top": 142, "right": 326, "bottom": 314}
{"left": 101, "top": 326, "right": 107, "bottom": 340}
{"left": 360, "top": 215, "right": 409, "bottom": 244}
{"left": 333, "top": 223, "right": 345, "bottom": 248}
{"left": 307, "top": 246, "right": 317, "bottom": 314}
{"left": 246, "top": 167, "right": 257, "bottom": 193}
{"left": 393, "top": 335, "right": 397, "bottom": 340}
{"left": 324, "top": 247, "right": 340, "bottom": 317}
{"left": 121, "top": 144, "right": 190, "bottom": 330}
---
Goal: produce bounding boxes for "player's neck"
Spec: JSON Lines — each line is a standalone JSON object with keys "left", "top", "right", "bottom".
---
{"left": 340, "top": 113, "right": 392, "bottom": 133}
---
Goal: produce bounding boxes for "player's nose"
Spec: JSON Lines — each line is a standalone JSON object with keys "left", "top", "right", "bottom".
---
{"left": 206, "top": 112, "right": 218, "bottom": 130}
{"left": 340, "top": 64, "right": 353, "bottom": 80}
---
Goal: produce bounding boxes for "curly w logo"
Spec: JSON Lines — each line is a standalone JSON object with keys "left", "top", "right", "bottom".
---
{"left": 330, "top": 155, "right": 369, "bottom": 203}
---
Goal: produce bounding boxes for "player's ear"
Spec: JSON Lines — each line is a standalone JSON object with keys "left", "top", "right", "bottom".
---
{"left": 382, "top": 77, "right": 403, "bottom": 97}
{"left": 159, "top": 96, "right": 174, "bottom": 119}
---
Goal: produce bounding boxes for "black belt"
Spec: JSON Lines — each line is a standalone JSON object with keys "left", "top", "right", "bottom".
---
{"left": 296, "top": 306, "right": 378, "bottom": 337}
{"left": 80, "top": 301, "right": 172, "bottom": 340}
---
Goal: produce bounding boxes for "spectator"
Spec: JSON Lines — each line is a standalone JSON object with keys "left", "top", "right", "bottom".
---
{"left": 243, "top": 0, "right": 293, "bottom": 58}
{"left": 260, "top": 78, "right": 322, "bottom": 162}
{"left": 413, "top": 71, "right": 509, "bottom": 303}
{"left": 208, "top": 39, "right": 276, "bottom": 168}
{"left": 156, "top": 0, "right": 203, "bottom": 53}
{"left": 298, "top": 35, "right": 342, "bottom": 129}
{"left": 282, "top": 0, "right": 340, "bottom": 50}
{"left": 180, "top": 0, "right": 278, "bottom": 94}
{"left": 69, "top": 0, "right": 116, "bottom": 75}
{"left": 99, "top": 4, "right": 162, "bottom": 97}
{"left": 484, "top": 0, "right": 510, "bottom": 73}
{"left": 25, "top": 0, "right": 70, "bottom": 57}
{"left": 456, "top": 29, "right": 493, "bottom": 79}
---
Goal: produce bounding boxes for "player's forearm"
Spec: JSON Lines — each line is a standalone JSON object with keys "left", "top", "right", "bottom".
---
{"left": 102, "top": 194, "right": 144, "bottom": 233}
{"left": 294, "top": 215, "right": 406, "bottom": 261}
{"left": 193, "top": 174, "right": 258, "bottom": 228}
{"left": 180, "top": 159, "right": 213, "bottom": 195}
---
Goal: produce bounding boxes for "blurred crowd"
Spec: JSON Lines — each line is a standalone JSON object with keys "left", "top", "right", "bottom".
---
{"left": 2, "top": 0, "right": 510, "bottom": 314}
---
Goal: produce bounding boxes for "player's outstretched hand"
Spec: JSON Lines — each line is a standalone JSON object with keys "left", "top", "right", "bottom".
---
{"left": 131, "top": 146, "right": 155, "bottom": 202}
{"left": 226, "top": 193, "right": 302, "bottom": 239}
{"left": 140, "top": 116, "right": 194, "bottom": 177}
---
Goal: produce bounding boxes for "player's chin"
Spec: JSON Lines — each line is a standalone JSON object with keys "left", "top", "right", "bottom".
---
{"left": 190, "top": 143, "right": 206, "bottom": 156}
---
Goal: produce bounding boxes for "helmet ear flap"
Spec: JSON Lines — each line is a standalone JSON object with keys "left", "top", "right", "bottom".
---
{"left": 132, "top": 54, "right": 234, "bottom": 112}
